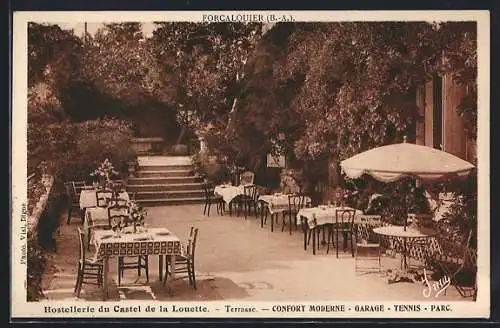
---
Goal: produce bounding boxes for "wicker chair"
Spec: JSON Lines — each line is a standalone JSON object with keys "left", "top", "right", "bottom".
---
{"left": 424, "top": 229, "right": 477, "bottom": 299}
{"left": 75, "top": 227, "right": 104, "bottom": 297}
{"left": 354, "top": 215, "right": 383, "bottom": 274}
{"left": 163, "top": 227, "right": 199, "bottom": 289}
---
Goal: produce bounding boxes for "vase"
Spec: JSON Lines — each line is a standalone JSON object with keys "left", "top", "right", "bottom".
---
{"left": 133, "top": 221, "right": 137, "bottom": 233}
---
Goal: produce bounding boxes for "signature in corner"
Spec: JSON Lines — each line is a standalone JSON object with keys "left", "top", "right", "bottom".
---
{"left": 421, "top": 269, "right": 451, "bottom": 298}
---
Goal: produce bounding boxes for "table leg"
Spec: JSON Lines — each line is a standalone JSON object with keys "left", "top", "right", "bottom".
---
{"left": 312, "top": 227, "right": 316, "bottom": 255}
{"left": 271, "top": 213, "right": 274, "bottom": 232}
{"left": 158, "top": 255, "right": 163, "bottom": 281}
{"left": 403, "top": 238, "right": 408, "bottom": 270}
{"left": 260, "top": 204, "right": 266, "bottom": 228}
{"left": 303, "top": 221, "right": 308, "bottom": 251}
{"left": 170, "top": 255, "right": 176, "bottom": 280}
{"left": 102, "top": 257, "right": 109, "bottom": 301}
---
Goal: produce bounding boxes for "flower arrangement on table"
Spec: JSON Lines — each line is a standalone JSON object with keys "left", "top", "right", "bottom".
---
{"left": 109, "top": 199, "right": 148, "bottom": 234}
{"left": 90, "top": 158, "right": 119, "bottom": 189}
{"left": 333, "top": 186, "right": 358, "bottom": 207}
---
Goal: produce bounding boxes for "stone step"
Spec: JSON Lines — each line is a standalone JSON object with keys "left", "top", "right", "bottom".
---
{"left": 134, "top": 190, "right": 205, "bottom": 200}
{"left": 127, "top": 183, "right": 204, "bottom": 192}
{"left": 137, "top": 164, "right": 193, "bottom": 172}
{"left": 128, "top": 176, "right": 202, "bottom": 185}
{"left": 135, "top": 170, "right": 193, "bottom": 178}
{"left": 137, "top": 156, "right": 192, "bottom": 166}
{"left": 137, "top": 197, "right": 206, "bottom": 206}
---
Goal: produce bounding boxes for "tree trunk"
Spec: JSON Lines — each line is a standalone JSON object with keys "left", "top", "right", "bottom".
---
{"left": 176, "top": 125, "right": 187, "bottom": 144}
{"left": 324, "top": 157, "right": 341, "bottom": 203}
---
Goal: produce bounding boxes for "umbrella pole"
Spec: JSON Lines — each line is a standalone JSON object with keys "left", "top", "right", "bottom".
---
{"left": 402, "top": 181, "right": 408, "bottom": 231}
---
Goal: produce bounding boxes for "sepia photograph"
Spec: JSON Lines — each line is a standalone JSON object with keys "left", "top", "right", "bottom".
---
{"left": 11, "top": 11, "right": 489, "bottom": 318}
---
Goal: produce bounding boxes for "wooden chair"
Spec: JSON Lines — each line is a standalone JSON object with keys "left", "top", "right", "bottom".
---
{"left": 238, "top": 185, "right": 258, "bottom": 219}
{"left": 96, "top": 187, "right": 113, "bottom": 207}
{"left": 163, "top": 227, "right": 199, "bottom": 289}
{"left": 108, "top": 196, "right": 129, "bottom": 208}
{"left": 354, "top": 215, "right": 383, "bottom": 274}
{"left": 424, "top": 229, "right": 477, "bottom": 299}
{"left": 64, "top": 181, "right": 86, "bottom": 224}
{"left": 202, "top": 182, "right": 224, "bottom": 216}
{"left": 75, "top": 227, "right": 103, "bottom": 297}
{"left": 85, "top": 207, "right": 113, "bottom": 251}
{"left": 239, "top": 171, "right": 255, "bottom": 186}
{"left": 111, "top": 205, "right": 149, "bottom": 286}
{"left": 282, "top": 194, "right": 308, "bottom": 235}
{"left": 326, "top": 209, "right": 357, "bottom": 258}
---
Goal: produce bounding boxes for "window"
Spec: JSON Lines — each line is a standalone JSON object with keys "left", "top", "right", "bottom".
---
{"left": 432, "top": 75, "right": 443, "bottom": 150}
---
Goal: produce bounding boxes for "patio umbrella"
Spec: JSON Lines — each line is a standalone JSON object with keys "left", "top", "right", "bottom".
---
{"left": 340, "top": 142, "right": 475, "bottom": 228}
{"left": 340, "top": 142, "right": 475, "bottom": 183}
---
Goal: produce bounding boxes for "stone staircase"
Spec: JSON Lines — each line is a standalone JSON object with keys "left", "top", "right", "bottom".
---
{"left": 127, "top": 156, "right": 205, "bottom": 206}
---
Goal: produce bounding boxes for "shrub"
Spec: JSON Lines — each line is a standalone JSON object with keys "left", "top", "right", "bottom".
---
{"left": 441, "top": 174, "right": 477, "bottom": 247}
{"left": 55, "top": 118, "right": 134, "bottom": 182}
{"left": 191, "top": 153, "right": 229, "bottom": 184}
{"left": 27, "top": 229, "right": 46, "bottom": 301}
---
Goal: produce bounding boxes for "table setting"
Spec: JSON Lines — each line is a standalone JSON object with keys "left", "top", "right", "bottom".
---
{"left": 214, "top": 183, "right": 248, "bottom": 205}
{"left": 80, "top": 158, "right": 129, "bottom": 209}
{"left": 92, "top": 226, "right": 182, "bottom": 300}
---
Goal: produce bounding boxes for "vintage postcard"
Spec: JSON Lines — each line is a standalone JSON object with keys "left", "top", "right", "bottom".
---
{"left": 11, "top": 10, "right": 490, "bottom": 319}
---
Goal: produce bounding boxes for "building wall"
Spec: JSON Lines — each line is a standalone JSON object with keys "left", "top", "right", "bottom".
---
{"left": 416, "top": 73, "right": 476, "bottom": 163}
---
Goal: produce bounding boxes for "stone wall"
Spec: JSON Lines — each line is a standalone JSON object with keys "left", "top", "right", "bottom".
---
{"left": 28, "top": 174, "right": 55, "bottom": 237}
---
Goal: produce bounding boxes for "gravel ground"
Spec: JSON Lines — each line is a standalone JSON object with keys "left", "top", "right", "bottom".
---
{"left": 40, "top": 204, "right": 467, "bottom": 302}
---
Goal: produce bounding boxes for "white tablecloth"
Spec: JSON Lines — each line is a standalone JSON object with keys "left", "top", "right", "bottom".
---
{"left": 258, "top": 194, "right": 312, "bottom": 215}
{"left": 79, "top": 189, "right": 129, "bottom": 209}
{"left": 296, "top": 206, "right": 365, "bottom": 229}
{"left": 214, "top": 185, "right": 247, "bottom": 204}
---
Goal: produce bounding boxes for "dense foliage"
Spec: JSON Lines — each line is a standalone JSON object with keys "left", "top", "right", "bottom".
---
{"left": 27, "top": 229, "right": 46, "bottom": 301}
{"left": 27, "top": 22, "right": 478, "bottom": 285}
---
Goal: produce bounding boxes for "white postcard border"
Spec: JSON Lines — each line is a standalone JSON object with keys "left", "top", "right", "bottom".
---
{"left": 11, "top": 10, "right": 490, "bottom": 319}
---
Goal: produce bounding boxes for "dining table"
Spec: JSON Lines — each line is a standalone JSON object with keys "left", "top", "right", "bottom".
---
{"left": 92, "top": 227, "right": 182, "bottom": 300}
{"left": 373, "top": 225, "right": 436, "bottom": 272}
{"left": 296, "top": 206, "right": 367, "bottom": 255}
{"left": 213, "top": 184, "right": 248, "bottom": 205}
{"left": 258, "top": 193, "right": 312, "bottom": 231}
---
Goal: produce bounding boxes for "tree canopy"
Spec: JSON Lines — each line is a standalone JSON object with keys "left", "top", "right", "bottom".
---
{"left": 27, "top": 21, "right": 477, "bottom": 173}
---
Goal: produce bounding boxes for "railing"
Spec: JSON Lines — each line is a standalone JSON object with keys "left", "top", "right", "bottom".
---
{"left": 131, "top": 137, "right": 164, "bottom": 155}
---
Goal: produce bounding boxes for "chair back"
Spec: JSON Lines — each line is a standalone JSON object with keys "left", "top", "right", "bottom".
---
{"left": 335, "top": 208, "right": 356, "bottom": 230}
{"left": 239, "top": 171, "right": 254, "bottom": 186}
{"left": 77, "top": 227, "right": 86, "bottom": 264}
{"left": 64, "top": 182, "right": 77, "bottom": 200}
{"left": 64, "top": 181, "right": 86, "bottom": 205}
{"left": 202, "top": 182, "right": 216, "bottom": 201}
{"left": 186, "top": 228, "right": 199, "bottom": 262}
{"left": 244, "top": 185, "right": 257, "bottom": 201}
{"left": 288, "top": 194, "right": 308, "bottom": 213}
{"left": 356, "top": 215, "right": 382, "bottom": 244}
{"left": 108, "top": 196, "right": 128, "bottom": 207}
{"left": 110, "top": 179, "right": 126, "bottom": 193}
{"left": 108, "top": 204, "right": 129, "bottom": 229}
{"left": 96, "top": 188, "right": 113, "bottom": 207}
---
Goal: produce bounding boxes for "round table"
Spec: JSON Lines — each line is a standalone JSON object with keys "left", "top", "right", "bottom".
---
{"left": 373, "top": 225, "right": 435, "bottom": 270}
